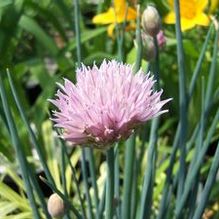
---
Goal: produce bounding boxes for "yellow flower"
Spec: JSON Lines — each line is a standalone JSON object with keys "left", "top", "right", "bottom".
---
{"left": 210, "top": 0, "right": 219, "bottom": 13}
{"left": 164, "top": 0, "right": 210, "bottom": 31}
{"left": 92, "top": 0, "right": 137, "bottom": 37}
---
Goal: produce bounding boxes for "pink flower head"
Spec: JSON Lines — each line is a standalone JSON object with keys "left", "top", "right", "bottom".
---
{"left": 157, "top": 30, "right": 166, "bottom": 48}
{"left": 50, "top": 60, "right": 170, "bottom": 149}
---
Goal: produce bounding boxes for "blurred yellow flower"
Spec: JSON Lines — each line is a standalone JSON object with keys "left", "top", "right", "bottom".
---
{"left": 210, "top": 0, "right": 219, "bottom": 12}
{"left": 92, "top": 0, "right": 137, "bottom": 37}
{"left": 164, "top": 0, "right": 210, "bottom": 31}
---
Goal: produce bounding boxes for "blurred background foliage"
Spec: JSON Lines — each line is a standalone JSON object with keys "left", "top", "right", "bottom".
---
{"left": 0, "top": 0, "right": 219, "bottom": 218}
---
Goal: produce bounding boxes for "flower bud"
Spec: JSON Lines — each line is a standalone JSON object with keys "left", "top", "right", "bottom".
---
{"left": 142, "top": 6, "right": 161, "bottom": 37}
{"left": 47, "top": 193, "right": 65, "bottom": 218}
{"left": 141, "top": 32, "right": 156, "bottom": 61}
{"left": 157, "top": 30, "right": 166, "bottom": 48}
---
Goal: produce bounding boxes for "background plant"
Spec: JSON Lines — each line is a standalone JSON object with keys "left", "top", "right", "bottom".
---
{"left": 0, "top": 0, "right": 219, "bottom": 219}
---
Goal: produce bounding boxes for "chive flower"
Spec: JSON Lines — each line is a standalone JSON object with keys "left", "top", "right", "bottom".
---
{"left": 50, "top": 60, "right": 170, "bottom": 149}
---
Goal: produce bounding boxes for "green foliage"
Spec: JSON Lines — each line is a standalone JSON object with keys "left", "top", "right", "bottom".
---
{"left": 0, "top": 0, "right": 219, "bottom": 219}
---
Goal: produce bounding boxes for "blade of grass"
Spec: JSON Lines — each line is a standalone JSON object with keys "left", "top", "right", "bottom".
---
{"left": 85, "top": 148, "right": 99, "bottom": 218}
{"left": 158, "top": 120, "right": 200, "bottom": 219}
{"left": 157, "top": 24, "right": 213, "bottom": 219}
{"left": 131, "top": 157, "right": 138, "bottom": 219}
{"left": 61, "top": 141, "right": 71, "bottom": 219}
{"left": 28, "top": 165, "right": 52, "bottom": 219}
{"left": 26, "top": 1, "right": 68, "bottom": 41}
{"left": 157, "top": 127, "right": 179, "bottom": 219}
{"left": 204, "top": 25, "right": 219, "bottom": 110}
{"left": 192, "top": 141, "right": 219, "bottom": 219}
{"left": 134, "top": 5, "right": 142, "bottom": 73}
{"left": 72, "top": 1, "right": 96, "bottom": 217}
{"left": 7, "top": 70, "right": 56, "bottom": 187}
{"left": 0, "top": 182, "right": 30, "bottom": 211}
{"left": 122, "top": 6, "right": 141, "bottom": 219}
{"left": 139, "top": 117, "right": 159, "bottom": 219}
{"left": 73, "top": 0, "right": 82, "bottom": 64}
{"left": 187, "top": 78, "right": 205, "bottom": 218}
{"left": 0, "top": 74, "right": 41, "bottom": 219}
{"left": 188, "top": 24, "right": 213, "bottom": 100}
{"left": 175, "top": 25, "right": 219, "bottom": 218}
{"left": 81, "top": 149, "right": 94, "bottom": 219}
{"left": 105, "top": 148, "right": 114, "bottom": 219}
{"left": 3, "top": 146, "right": 50, "bottom": 218}
{"left": 61, "top": 141, "right": 87, "bottom": 219}
{"left": 114, "top": 144, "right": 120, "bottom": 218}
{"left": 139, "top": 29, "right": 160, "bottom": 219}
{"left": 67, "top": 27, "right": 107, "bottom": 52}
{"left": 18, "top": 15, "right": 58, "bottom": 56}
{"left": 122, "top": 135, "right": 136, "bottom": 219}
{"left": 175, "top": 108, "right": 219, "bottom": 217}
{"left": 97, "top": 182, "right": 106, "bottom": 219}
{"left": 174, "top": 0, "right": 188, "bottom": 203}
{"left": 131, "top": 127, "right": 148, "bottom": 219}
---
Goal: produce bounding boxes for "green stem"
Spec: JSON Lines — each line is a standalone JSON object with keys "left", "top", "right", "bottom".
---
{"left": 28, "top": 164, "right": 52, "bottom": 219}
{"left": 175, "top": 108, "right": 219, "bottom": 217}
{"left": 61, "top": 144, "right": 67, "bottom": 196}
{"left": 73, "top": 0, "right": 81, "bottom": 64}
{"left": 61, "top": 142, "right": 71, "bottom": 219}
{"left": 0, "top": 75, "right": 41, "bottom": 219}
{"left": 121, "top": 6, "right": 142, "bottom": 219}
{"left": 81, "top": 149, "right": 94, "bottom": 219}
{"left": 139, "top": 36, "right": 160, "bottom": 219}
{"left": 188, "top": 25, "right": 213, "bottom": 100}
{"left": 131, "top": 158, "right": 137, "bottom": 219}
{"left": 174, "top": 0, "right": 187, "bottom": 203}
{"left": 98, "top": 182, "right": 106, "bottom": 219}
{"left": 132, "top": 127, "right": 148, "bottom": 219}
{"left": 186, "top": 79, "right": 205, "bottom": 218}
{"left": 204, "top": 26, "right": 219, "bottom": 110}
{"left": 139, "top": 118, "right": 159, "bottom": 219}
{"left": 86, "top": 148, "right": 99, "bottom": 218}
{"left": 157, "top": 127, "right": 179, "bottom": 219}
{"left": 105, "top": 148, "right": 114, "bottom": 219}
{"left": 122, "top": 135, "right": 135, "bottom": 219}
{"left": 175, "top": 26, "right": 219, "bottom": 218}
{"left": 157, "top": 24, "right": 213, "bottom": 219}
{"left": 134, "top": 5, "right": 142, "bottom": 73}
{"left": 192, "top": 141, "right": 219, "bottom": 219}
{"left": 114, "top": 144, "right": 120, "bottom": 217}
{"left": 62, "top": 143, "right": 87, "bottom": 219}
{"left": 7, "top": 70, "right": 55, "bottom": 187}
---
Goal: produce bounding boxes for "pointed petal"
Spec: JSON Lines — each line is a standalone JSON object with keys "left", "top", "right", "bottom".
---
{"left": 164, "top": 11, "right": 175, "bottom": 24}
{"left": 92, "top": 8, "right": 115, "bottom": 24}
{"left": 181, "top": 18, "right": 196, "bottom": 31}
{"left": 107, "top": 23, "right": 115, "bottom": 37}
{"left": 114, "top": 0, "right": 126, "bottom": 10}
{"left": 126, "top": 7, "right": 137, "bottom": 20}
{"left": 196, "top": 0, "right": 208, "bottom": 12}
{"left": 195, "top": 13, "right": 210, "bottom": 26}
{"left": 115, "top": 6, "right": 136, "bottom": 23}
